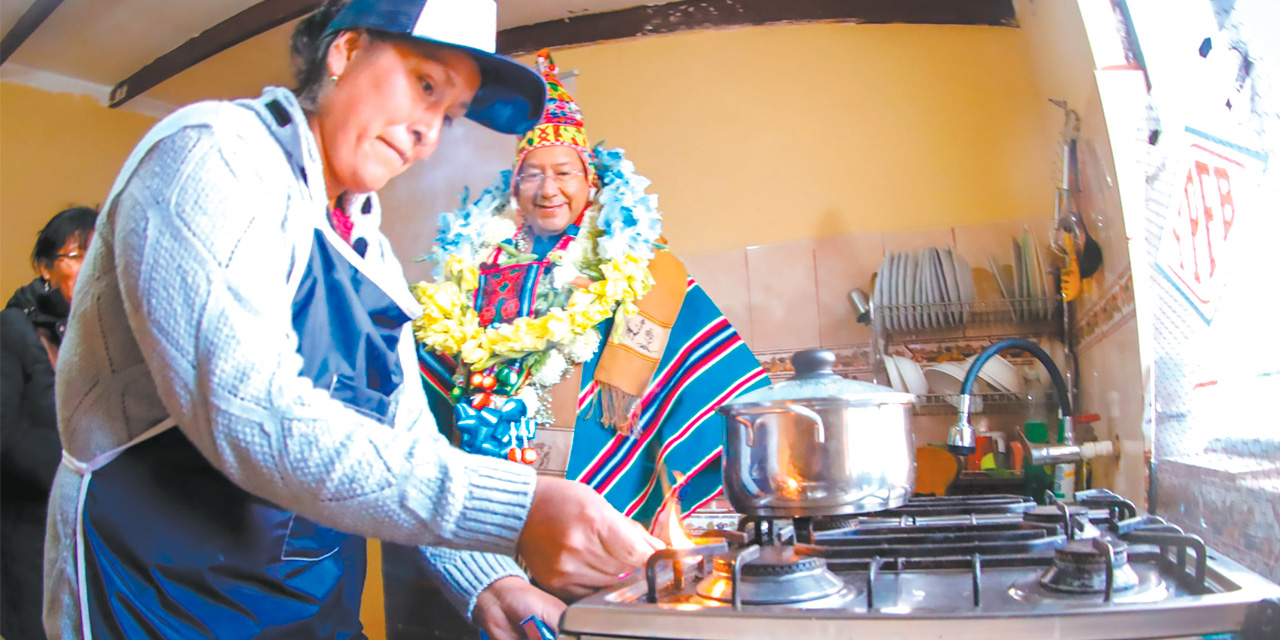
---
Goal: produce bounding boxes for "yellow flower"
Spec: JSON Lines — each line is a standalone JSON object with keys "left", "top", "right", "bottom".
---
{"left": 458, "top": 266, "right": 478, "bottom": 291}
{"left": 461, "top": 334, "right": 492, "bottom": 366}
{"left": 542, "top": 308, "right": 572, "bottom": 341}
{"left": 413, "top": 242, "right": 657, "bottom": 368}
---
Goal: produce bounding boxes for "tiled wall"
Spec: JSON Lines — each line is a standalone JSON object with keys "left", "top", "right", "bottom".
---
{"left": 1064, "top": 74, "right": 1147, "bottom": 507}
{"left": 682, "top": 216, "right": 1072, "bottom": 452}
{"left": 683, "top": 217, "right": 1058, "bottom": 357}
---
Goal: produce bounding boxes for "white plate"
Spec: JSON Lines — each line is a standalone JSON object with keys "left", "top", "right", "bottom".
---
{"left": 940, "top": 248, "right": 961, "bottom": 325}
{"left": 901, "top": 249, "right": 911, "bottom": 330}
{"left": 1022, "top": 229, "right": 1038, "bottom": 300}
{"left": 1023, "top": 229, "right": 1045, "bottom": 322}
{"left": 910, "top": 251, "right": 924, "bottom": 331}
{"left": 884, "top": 353, "right": 906, "bottom": 392}
{"left": 1012, "top": 238, "right": 1027, "bottom": 321}
{"left": 916, "top": 249, "right": 931, "bottom": 329}
{"left": 881, "top": 252, "right": 895, "bottom": 330}
{"left": 888, "top": 252, "right": 902, "bottom": 331}
{"left": 954, "top": 252, "right": 976, "bottom": 322}
{"left": 892, "top": 355, "right": 929, "bottom": 396}
{"left": 923, "top": 361, "right": 986, "bottom": 411}
{"left": 1031, "top": 236, "right": 1049, "bottom": 320}
{"left": 986, "top": 253, "right": 1018, "bottom": 323}
{"left": 874, "top": 253, "right": 892, "bottom": 329}
{"left": 929, "top": 248, "right": 948, "bottom": 327}
{"left": 966, "top": 353, "right": 1024, "bottom": 394}
{"left": 926, "top": 248, "right": 947, "bottom": 327}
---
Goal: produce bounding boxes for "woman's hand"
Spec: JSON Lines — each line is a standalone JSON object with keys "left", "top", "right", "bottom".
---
{"left": 517, "top": 477, "right": 664, "bottom": 601}
{"left": 472, "top": 576, "right": 566, "bottom": 640}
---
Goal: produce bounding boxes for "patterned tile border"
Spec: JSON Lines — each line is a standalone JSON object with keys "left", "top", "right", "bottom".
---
{"left": 1075, "top": 266, "right": 1137, "bottom": 351}
{"left": 753, "top": 338, "right": 1054, "bottom": 382}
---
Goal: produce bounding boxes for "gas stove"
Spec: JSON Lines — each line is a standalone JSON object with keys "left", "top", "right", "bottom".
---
{"left": 558, "top": 490, "right": 1280, "bottom": 640}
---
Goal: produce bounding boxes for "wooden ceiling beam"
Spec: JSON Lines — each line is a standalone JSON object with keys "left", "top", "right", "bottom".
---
{"left": 109, "top": 0, "right": 321, "bottom": 108}
{"left": 107, "top": 0, "right": 1016, "bottom": 108}
{"left": 498, "top": 0, "right": 1017, "bottom": 56}
{"left": 1, "top": 0, "right": 68, "bottom": 65}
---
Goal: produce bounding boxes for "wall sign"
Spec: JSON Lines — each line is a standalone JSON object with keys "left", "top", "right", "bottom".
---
{"left": 1155, "top": 127, "right": 1267, "bottom": 324}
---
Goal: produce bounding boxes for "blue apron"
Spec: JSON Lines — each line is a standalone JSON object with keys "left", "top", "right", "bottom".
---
{"left": 71, "top": 227, "right": 410, "bottom": 639}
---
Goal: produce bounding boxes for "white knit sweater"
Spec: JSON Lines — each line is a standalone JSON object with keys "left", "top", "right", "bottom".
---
{"left": 44, "top": 88, "right": 534, "bottom": 637}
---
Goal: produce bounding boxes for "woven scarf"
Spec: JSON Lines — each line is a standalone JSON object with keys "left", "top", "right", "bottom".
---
{"left": 593, "top": 250, "right": 686, "bottom": 433}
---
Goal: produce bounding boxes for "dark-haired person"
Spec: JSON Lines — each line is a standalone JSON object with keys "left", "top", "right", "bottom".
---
{"left": 1, "top": 206, "right": 96, "bottom": 640}
{"left": 43, "top": 2, "right": 661, "bottom": 639}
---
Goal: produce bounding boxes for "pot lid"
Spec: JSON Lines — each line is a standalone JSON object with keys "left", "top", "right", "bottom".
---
{"left": 725, "top": 349, "right": 914, "bottom": 407}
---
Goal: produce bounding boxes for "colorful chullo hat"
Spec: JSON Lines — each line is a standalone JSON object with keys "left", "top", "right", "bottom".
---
{"left": 514, "top": 49, "right": 596, "bottom": 185}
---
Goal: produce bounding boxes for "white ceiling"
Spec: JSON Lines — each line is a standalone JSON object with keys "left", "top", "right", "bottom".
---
{"left": 0, "top": 0, "right": 677, "bottom": 112}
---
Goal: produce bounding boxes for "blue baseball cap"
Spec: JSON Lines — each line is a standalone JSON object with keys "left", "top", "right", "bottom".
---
{"left": 326, "top": 0, "right": 546, "bottom": 135}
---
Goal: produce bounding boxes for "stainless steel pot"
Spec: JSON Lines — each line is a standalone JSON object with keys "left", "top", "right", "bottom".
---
{"left": 717, "top": 349, "right": 917, "bottom": 517}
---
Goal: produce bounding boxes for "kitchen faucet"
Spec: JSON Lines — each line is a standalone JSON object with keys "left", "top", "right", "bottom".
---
{"left": 947, "top": 338, "right": 1082, "bottom": 466}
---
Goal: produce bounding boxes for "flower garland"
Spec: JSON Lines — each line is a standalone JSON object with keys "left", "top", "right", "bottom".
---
{"left": 410, "top": 145, "right": 663, "bottom": 411}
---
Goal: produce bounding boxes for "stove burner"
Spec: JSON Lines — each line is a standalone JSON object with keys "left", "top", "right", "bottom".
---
{"left": 695, "top": 545, "right": 849, "bottom": 605}
{"left": 729, "top": 553, "right": 827, "bottom": 577}
{"left": 812, "top": 514, "right": 860, "bottom": 532}
{"left": 1039, "top": 538, "right": 1140, "bottom": 595}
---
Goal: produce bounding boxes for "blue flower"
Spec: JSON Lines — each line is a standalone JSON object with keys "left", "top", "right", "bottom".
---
{"left": 430, "top": 171, "right": 512, "bottom": 276}
{"left": 591, "top": 145, "right": 662, "bottom": 261}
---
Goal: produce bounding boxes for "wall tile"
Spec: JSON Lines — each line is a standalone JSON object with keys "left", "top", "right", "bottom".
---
{"left": 682, "top": 249, "right": 753, "bottom": 348}
{"left": 814, "top": 233, "right": 884, "bottom": 347}
{"left": 1076, "top": 314, "right": 1144, "bottom": 504}
{"left": 746, "top": 239, "right": 820, "bottom": 352}
{"left": 881, "top": 228, "right": 956, "bottom": 255}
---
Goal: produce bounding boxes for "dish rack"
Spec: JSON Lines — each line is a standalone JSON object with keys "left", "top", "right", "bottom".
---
{"left": 874, "top": 298, "right": 1062, "bottom": 335}
{"left": 912, "top": 390, "right": 1060, "bottom": 416}
{"left": 870, "top": 297, "right": 1065, "bottom": 416}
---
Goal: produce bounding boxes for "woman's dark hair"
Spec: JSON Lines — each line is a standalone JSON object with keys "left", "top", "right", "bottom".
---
{"left": 32, "top": 206, "right": 97, "bottom": 270}
{"left": 292, "top": 0, "right": 387, "bottom": 110}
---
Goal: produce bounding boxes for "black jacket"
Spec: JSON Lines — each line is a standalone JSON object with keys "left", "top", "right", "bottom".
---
{"left": 1, "top": 278, "right": 67, "bottom": 502}
{"left": 2, "top": 278, "right": 69, "bottom": 639}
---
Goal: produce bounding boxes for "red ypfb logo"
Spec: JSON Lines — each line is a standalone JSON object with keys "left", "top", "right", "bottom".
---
{"left": 1156, "top": 131, "right": 1263, "bottom": 323}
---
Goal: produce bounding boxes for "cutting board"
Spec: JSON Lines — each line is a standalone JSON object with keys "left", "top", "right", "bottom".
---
{"left": 915, "top": 446, "right": 960, "bottom": 496}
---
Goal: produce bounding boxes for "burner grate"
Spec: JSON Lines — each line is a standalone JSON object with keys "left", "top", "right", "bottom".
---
{"left": 805, "top": 520, "right": 1065, "bottom": 568}
{"left": 812, "top": 495, "right": 1037, "bottom": 531}
{"left": 638, "top": 489, "right": 1217, "bottom": 612}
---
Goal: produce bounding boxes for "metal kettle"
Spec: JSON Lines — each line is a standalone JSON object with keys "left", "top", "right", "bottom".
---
{"left": 717, "top": 349, "right": 917, "bottom": 517}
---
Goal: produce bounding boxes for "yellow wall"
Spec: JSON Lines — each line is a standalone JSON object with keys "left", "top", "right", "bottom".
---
{"left": 1, "top": 21, "right": 1056, "bottom": 639}
{"left": 532, "top": 23, "right": 1056, "bottom": 256}
{"left": 0, "top": 83, "right": 157, "bottom": 297}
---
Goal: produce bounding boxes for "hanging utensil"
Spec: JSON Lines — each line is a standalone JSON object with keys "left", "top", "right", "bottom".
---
{"left": 1069, "top": 137, "right": 1104, "bottom": 279}
{"left": 1061, "top": 233, "right": 1081, "bottom": 302}
{"left": 1050, "top": 100, "right": 1081, "bottom": 258}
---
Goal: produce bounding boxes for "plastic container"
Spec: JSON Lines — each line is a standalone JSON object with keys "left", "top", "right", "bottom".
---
{"left": 1053, "top": 463, "right": 1076, "bottom": 501}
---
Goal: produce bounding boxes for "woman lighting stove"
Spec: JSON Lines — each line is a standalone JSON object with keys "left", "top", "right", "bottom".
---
{"left": 43, "top": 2, "right": 662, "bottom": 639}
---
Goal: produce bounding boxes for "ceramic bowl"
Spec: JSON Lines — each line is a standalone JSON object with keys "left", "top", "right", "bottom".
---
{"left": 966, "top": 353, "right": 1024, "bottom": 394}
{"left": 891, "top": 356, "right": 929, "bottom": 396}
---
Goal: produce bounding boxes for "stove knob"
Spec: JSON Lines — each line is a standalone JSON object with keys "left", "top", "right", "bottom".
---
{"left": 1243, "top": 597, "right": 1280, "bottom": 640}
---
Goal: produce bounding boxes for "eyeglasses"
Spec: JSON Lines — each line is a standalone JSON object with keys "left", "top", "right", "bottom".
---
{"left": 54, "top": 250, "right": 85, "bottom": 262}
{"left": 514, "top": 171, "right": 585, "bottom": 194}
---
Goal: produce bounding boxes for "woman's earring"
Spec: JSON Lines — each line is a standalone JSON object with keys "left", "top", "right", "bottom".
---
{"left": 42, "top": 278, "right": 51, "bottom": 292}
{"left": 328, "top": 75, "right": 339, "bottom": 84}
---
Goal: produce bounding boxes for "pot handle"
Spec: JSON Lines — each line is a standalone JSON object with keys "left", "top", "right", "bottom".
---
{"left": 732, "top": 405, "right": 825, "bottom": 446}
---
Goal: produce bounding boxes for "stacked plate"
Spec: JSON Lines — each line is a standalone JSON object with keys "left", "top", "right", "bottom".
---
{"left": 986, "top": 229, "right": 1054, "bottom": 322}
{"left": 873, "top": 247, "right": 975, "bottom": 331}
